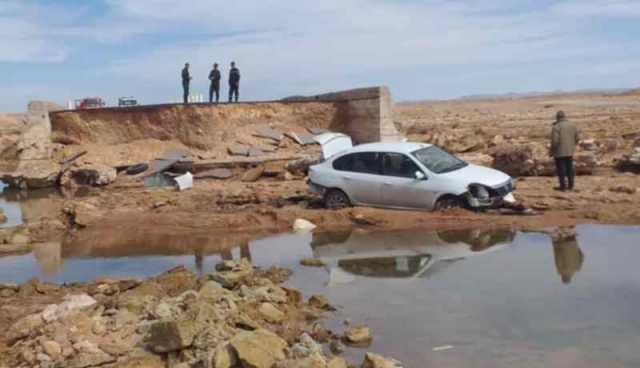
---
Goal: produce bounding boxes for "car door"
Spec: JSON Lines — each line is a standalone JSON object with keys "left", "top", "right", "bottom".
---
{"left": 379, "top": 152, "right": 437, "bottom": 209}
{"left": 332, "top": 152, "right": 385, "bottom": 206}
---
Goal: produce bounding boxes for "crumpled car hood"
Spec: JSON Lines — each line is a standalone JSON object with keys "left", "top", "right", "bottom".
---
{"left": 438, "top": 164, "right": 511, "bottom": 188}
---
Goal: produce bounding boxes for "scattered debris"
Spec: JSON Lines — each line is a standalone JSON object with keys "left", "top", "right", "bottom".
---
{"left": 300, "top": 258, "right": 326, "bottom": 267}
{"left": 308, "top": 128, "right": 329, "bottom": 135}
{"left": 125, "top": 163, "right": 149, "bottom": 175}
{"left": 174, "top": 172, "right": 193, "bottom": 191}
{"left": 241, "top": 165, "right": 265, "bottom": 182}
{"left": 254, "top": 126, "right": 284, "bottom": 142}
{"left": 194, "top": 168, "right": 233, "bottom": 179}
{"left": 146, "top": 149, "right": 189, "bottom": 177}
{"left": 286, "top": 131, "right": 317, "bottom": 146}
{"left": 293, "top": 218, "right": 317, "bottom": 233}
{"left": 228, "top": 144, "right": 250, "bottom": 156}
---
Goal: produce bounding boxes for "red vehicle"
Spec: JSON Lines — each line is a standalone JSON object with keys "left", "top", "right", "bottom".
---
{"left": 74, "top": 97, "right": 106, "bottom": 109}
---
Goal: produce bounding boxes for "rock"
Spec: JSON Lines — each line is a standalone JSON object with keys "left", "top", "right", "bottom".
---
{"left": 609, "top": 185, "right": 637, "bottom": 194}
{"left": 71, "top": 202, "right": 100, "bottom": 227}
{"left": 491, "top": 144, "right": 596, "bottom": 177}
{"left": 344, "top": 326, "right": 373, "bottom": 345}
{"left": 580, "top": 139, "right": 597, "bottom": 151}
{"left": 194, "top": 168, "right": 233, "bottom": 179}
{"left": 300, "top": 258, "right": 325, "bottom": 267}
{"left": 362, "top": 353, "right": 403, "bottom": 368}
{"left": 241, "top": 165, "right": 265, "bottom": 182}
{"left": 0, "top": 212, "right": 6, "bottom": 225}
{"left": 41, "top": 340, "right": 62, "bottom": 360}
{"left": 286, "top": 155, "right": 321, "bottom": 176}
{"left": 258, "top": 302, "right": 285, "bottom": 323}
{"left": 329, "top": 340, "right": 345, "bottom": 355}
{"left": 616, "top": 148, "right": 640, "bottom": 172}
{"left": 7, "top": 313, "right": 44, "bottom": 343}
{"left": 0, "top": 160, "right": 60, "bottom": 189}
{"left": 147, "top": 320, "right": 197, "bottom": 353}
{"left": 41, "top": 294, "right": 97, "bottom": 322}
{"left": 60, "top": 164, "right": 117, "bottom": 187}
{"left": 67, "top": 349, "right": 115, "bottom": 368}
{"left": 230, "top": 329, "right": 287, "bottom": 368}
{"left": 293, "top": 219, "right": 316, "bottom": 233}
{"left": 92, "top": 318, "right": 107, "bottom": 335}
{"left": 211, "top": 342, "right": 238, "bottom": 368}
{"left": 328, "top": 357, "right": 348, "bottom": 368}
{"left": 290, "top": 333, "right": 323, "bottom": 359}
{"left": 228, "top": 144, "right": 250, "bottom": 156}
{"left": 211, "top": 259, "right": 254, "bottom": 288}
{"left": 308, "top": 295, "right": 332, "bottom": 310}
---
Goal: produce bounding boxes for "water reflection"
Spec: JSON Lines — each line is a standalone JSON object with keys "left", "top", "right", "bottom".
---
{"left": 311, "top": 228, "right": 516, "bottom": 283}
{"left": 551, "top": 233, "right": 584, "bottom": 284}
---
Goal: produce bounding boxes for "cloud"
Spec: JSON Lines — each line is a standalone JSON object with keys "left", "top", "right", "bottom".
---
{"left": 551, "top": 0, "right": 640, "bottom": 17}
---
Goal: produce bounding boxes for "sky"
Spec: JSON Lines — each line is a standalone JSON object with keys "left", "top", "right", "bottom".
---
{"left": 1, "top": 0, "right": 640, "bottom": 112}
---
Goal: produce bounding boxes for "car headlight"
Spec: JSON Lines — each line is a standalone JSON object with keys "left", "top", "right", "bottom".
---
{"left": 469, "top": 184, "right": 490, "bottom": 200}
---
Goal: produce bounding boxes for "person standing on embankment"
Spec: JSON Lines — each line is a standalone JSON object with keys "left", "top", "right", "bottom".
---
{"left": 208, "top": 63, "right": 221, "bottom": 103}
{"left": 549, "top": 110, "right": 580, "bottom": 191}
{"left": 182, "top": 63, "right": 191, "bottom": 104}
{"left": 228, "top": 61, "right": 241, "bottom": 103}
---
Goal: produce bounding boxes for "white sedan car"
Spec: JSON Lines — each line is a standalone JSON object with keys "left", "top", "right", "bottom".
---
{"left": 308, "top": 133, "right": 515, "bottom": 210}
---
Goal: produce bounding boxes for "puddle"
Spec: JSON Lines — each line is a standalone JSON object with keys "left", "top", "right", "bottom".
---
{"left": 0, "top": 187, "right": 66, "bottom": 228}
{"left": 1, "top": 225, "right": 640, "bottom": 367}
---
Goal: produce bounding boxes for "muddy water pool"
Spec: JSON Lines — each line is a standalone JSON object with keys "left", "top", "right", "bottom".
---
{"left": 1, "top": 225, "right": 639, "bottom": 367}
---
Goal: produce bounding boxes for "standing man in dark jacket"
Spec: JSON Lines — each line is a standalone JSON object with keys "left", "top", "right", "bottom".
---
{"left": 549, "top": 111, "right": 580, "bottom": 191}
{"left": 228, "top": 61, "right": 241, "bottom": 103}
{"left": 208, "top": 63, "right": 221, "bottom": 103}
{"left": 181, "top": 63, "right": 191, "bottom": 104}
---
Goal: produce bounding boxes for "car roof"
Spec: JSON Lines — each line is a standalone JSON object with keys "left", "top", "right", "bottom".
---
{"left": 345, "top": 142, "right": 432, "bottom": 154}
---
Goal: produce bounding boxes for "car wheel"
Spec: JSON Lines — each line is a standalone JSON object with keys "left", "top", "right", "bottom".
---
{"left": 324, "top": 189, "right": 351, "bottom": 209}
{"left": 434, "top": 196, "right": 465, "bottom": 211}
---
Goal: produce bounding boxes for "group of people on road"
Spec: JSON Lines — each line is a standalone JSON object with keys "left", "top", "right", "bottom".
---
{"left": 181, "top": 61, "right": 241, "bottom": 104}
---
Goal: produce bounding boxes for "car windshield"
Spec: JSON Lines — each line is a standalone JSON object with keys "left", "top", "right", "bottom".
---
{"left": 411, "top": 146, "right": 468, "bottom": 174}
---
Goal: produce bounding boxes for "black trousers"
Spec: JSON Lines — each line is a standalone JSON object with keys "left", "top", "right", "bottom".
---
{"left": 555, "top": 156, "right": 575, "bottom": 189}
{"left": 182, "top": 82, "right": 189, "bottom": 104}
{"left": 209, "top": 83, "right": 220, "bottom": 103}
{"left": 229, "top": 83, "right": 239, "bottom": 102}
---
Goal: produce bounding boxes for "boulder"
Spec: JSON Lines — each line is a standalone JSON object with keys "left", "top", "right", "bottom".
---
{"left": 211, "top": 342, "right": 238, "bottom": 368}
{"left": 241, "top": 165, "right": 265, "bottom": 182}
{"left": 41, "top": 340, "right": 62, "bottom": 360}
{"left": 230, "top": 329, "right": 288, "bottom": 368}
{"left": 147, "top": 319, "right": 197, "bottom": 353}
{"left": 41, "top": 294, "right": 97, "bottom": 322}
{"left": 7, "top": 313, "right": 44, "bottom": 344}
{"left": 308, "top": 295, "right": 332, "bottom": 310}
{"left": 258, "top": 302, "right": 285, "bottom": 323}
{"left": 293, "top": 219, "right": 316, "bottom": 233}
{"left": 211, "top": 259, "right": 254, "bottom": 288}
{"left": 328, "top": 357, "right": 348, "bottom": 368}
{"left": 0, "top": 160, "right": 60, "bottom": 189}
{"left": 362, "top": 353, "right": 403, "bottom": 368}
{"left": 60, "top": 164, "right": 117, "bottom": 187}
{"left": 344, "top": 326, "right": 373, "bottom": 345}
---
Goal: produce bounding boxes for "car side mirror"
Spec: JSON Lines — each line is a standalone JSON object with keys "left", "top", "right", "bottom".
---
{"left": 415, "top": 171, "right": 426, "bottom": 180}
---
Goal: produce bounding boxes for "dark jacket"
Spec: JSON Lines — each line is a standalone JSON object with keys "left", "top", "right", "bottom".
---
{"left": 182, "top": 67, "right": 190, "bottom": 84}
{"left": 550, "top": 119, "right": 579, "bottom": 158}
{"left": 229, "top": 67, "right": 241, "bottom": 85}
{"left": 209, "top": 69, "right": 221, "bottom": 84}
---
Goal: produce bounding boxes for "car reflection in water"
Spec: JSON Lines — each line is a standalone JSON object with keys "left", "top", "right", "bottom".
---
{"left": 310, "top": 228, "right": 516, "bottom": 285}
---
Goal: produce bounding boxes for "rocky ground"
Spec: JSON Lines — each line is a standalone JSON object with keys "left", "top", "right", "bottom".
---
{"left": 0, "top": 259, "right": 400, "bottom": 368}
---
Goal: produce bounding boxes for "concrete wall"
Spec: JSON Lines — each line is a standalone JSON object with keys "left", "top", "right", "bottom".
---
{"left": 285, "top": 86, "right": 401, "bottom": 144}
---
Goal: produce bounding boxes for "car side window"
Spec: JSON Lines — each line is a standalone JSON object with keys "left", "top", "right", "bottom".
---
{"left": 333, "top": 154, "right": 354, "bottom": 171}
{"left": 382, "top": 152, "right": 421, "bottom": 178}
{"left": 332, "top": 152, "right": 381, "bottom": 175}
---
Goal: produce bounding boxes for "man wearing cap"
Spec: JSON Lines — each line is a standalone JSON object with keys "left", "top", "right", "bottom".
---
{"left": 208, "top": 63, "right": 221, "bottom": 103}
{"left": 549, "top": 111, "right": 580, "bottom": 191}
